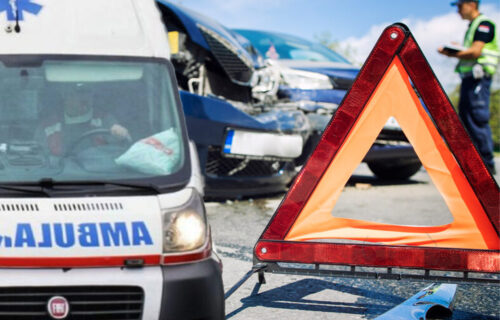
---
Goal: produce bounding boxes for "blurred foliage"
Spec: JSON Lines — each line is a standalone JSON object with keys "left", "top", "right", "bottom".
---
{"left": 448, "top": 85, "right": 460, "bottom": 109}
{"left": 314, "top": 31, "right": 359, "bottom": 66}
{"left": 448, "top": 85, "right": 500, "bottom": 151}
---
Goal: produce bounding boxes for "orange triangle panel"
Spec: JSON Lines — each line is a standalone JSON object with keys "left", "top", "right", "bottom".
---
{"left": 254, "top": 23, "right": 499, "bottom": 273}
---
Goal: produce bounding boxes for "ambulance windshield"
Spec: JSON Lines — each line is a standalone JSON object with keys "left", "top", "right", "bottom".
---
{"left": 0, "top": 56, "right": 188, "bottom": 188}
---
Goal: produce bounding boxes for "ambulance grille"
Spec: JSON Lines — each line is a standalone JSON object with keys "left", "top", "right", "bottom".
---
{"left": 0, "top": 285, "right": 144, "bottom": 319}
{"left": 53, "top": 202, "right": 124, "bottom": 212}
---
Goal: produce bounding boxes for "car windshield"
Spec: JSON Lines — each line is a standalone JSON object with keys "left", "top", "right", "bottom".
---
{"left": 0, "top": 55, "right": 187, "bottom": 186}
{"left": 235, "top": 30, "right": 350, "bottom": 64}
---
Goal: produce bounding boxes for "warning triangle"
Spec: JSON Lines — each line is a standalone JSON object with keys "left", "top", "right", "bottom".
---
{"left": 254, "top": 23, "right": 499, "bottom": 274}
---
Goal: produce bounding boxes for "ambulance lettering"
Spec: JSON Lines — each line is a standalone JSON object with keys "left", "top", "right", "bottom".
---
{"left": 0, "top": 222, "right": 153, "bottom": 248}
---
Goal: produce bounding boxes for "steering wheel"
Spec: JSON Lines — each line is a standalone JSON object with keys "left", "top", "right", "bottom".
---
{"left": 62, "top": 128, "right": 130, "bottom": 158}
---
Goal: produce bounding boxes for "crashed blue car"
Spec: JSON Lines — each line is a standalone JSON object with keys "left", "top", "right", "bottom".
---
{"left": 234, "top": 29, "right": 422, "bottom": 179}
{"left": 156, "top": 1, "right": 311, "bottom": 198}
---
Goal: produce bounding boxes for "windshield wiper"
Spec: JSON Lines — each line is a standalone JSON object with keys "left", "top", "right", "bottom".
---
{"left": 36, "top": 178, "right": 162, "bottom": 194}
{"left": 0, "top": 184, "right": 52, "bottom": 197}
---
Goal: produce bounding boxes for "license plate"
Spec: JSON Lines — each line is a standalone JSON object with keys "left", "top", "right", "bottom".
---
{"left": 223, "top": 129, "right": 303, "bottom": 159}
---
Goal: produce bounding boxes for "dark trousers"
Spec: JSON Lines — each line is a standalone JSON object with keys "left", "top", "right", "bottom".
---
{"left": 458, "top": 76, "right": 494, "bottom": 168}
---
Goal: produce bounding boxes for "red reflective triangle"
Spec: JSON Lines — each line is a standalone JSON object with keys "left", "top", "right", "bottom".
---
{"left": 254, "top": 23, "right": 500, "bottom": 273}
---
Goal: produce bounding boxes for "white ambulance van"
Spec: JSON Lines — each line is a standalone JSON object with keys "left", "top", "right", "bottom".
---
{"left": 0, "top": 0, "right": 224, "bottom": 319}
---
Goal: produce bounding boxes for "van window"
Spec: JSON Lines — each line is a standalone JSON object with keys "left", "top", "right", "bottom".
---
{"left": 0, "top": 55, "right": 188, "bottom": 186}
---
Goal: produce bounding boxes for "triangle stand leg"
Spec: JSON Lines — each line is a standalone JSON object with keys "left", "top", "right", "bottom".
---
{"left": 224, "top": 263, "right": 267, "bottom": 300}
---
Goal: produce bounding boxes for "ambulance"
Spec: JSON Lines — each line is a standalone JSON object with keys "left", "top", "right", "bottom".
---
{"left": 0, "top": 0, "right": 224, "bottom": 319}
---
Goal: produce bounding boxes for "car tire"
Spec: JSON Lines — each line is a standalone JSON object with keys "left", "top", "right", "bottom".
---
{"left": 367, "top": 160, "right": 422, "bottom": 180}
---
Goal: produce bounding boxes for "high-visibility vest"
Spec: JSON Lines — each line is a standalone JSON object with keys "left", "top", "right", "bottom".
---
{"left": 456, "top": 14, "right": 499, "bottom": 76}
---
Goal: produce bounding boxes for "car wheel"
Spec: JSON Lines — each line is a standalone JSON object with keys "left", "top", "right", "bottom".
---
{"left": 367, "top": 160, "right": 422, "bottom": 180}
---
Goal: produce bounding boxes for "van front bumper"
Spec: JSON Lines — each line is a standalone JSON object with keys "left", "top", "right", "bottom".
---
{"left": 0, "top": 259, "right": 224, "bottom": 320}
{"left": 159, "top": 259, "right": 225, "bottom": 320}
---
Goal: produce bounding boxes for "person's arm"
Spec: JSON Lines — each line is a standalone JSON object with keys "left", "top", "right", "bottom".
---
{"left": 456, "top": 41, "right": 485, "bottom": 59}
{"left": 438, "top": 21, "right": 494, "bottom": 59}
{"left": 438, "top": 41, "right": 485, "bottom": 58}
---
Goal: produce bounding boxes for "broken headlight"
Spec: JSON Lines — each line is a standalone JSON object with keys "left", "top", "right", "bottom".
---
{"left": 280, "top": 68, "right": 333, "bottom": 90}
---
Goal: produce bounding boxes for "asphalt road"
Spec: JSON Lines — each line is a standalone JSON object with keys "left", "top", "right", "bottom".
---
{"left": 206, "top": 158, "right": 500, "bottom": 320}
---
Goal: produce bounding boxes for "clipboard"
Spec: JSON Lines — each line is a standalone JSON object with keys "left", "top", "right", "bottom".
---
{"left": 442, "top": 44, "right": 466, "bottom": 54}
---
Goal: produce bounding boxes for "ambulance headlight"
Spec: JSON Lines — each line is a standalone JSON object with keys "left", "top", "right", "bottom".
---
{"left": 281, "top": 68, "right": 333, "bottom": 90}
{"left": 162, "top": 190, "right": 207, "bottom": 252}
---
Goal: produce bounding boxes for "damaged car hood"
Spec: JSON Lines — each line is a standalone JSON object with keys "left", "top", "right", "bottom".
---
{"left": 158, "top": 1, "right": 259, "bottom": 84}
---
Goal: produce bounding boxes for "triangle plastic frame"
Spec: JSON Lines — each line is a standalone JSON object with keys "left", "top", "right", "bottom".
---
{"left": 253, "top": 23, "right": 499, "bottom": 279}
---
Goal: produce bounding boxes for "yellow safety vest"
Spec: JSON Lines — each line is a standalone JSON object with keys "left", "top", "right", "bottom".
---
{"left": 456, "top": 14, "right": 499, "bottom": 76}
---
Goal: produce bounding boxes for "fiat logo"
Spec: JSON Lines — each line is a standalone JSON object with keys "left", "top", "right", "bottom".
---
{"left": 47, "top": 296, "right": 69, "bottom": 319}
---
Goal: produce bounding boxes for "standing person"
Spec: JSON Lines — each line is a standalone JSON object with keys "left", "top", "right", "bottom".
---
{"left": 438, "top": 0, "right": 499, "bottom": 174}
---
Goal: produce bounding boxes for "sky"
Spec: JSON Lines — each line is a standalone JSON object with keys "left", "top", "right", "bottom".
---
{"left": 173, "top": 0, "right": 500, "bottom": 91}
